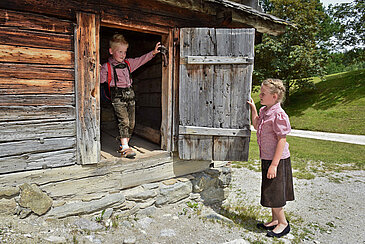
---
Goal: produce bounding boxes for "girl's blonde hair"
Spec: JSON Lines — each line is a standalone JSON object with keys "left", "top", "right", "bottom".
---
{"left": 262, "top": 78, "right": 286, "bottom": 103}
{"left": 109, "top": 34, "right": 129, "bottom": 50}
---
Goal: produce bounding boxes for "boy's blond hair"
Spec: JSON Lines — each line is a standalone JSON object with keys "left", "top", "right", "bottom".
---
{"left": 109, "top": 34, "right": 129, "bottom": 50}
{"left": 262, "top": 78, "right": 286, "bottom": 103}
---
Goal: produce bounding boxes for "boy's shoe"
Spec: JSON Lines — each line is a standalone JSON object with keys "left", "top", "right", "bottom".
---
{"left": 120, "top": 148, "right": 136, "bottom": 158}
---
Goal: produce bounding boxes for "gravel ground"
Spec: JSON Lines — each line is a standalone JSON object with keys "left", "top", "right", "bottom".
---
{"left": 0, "top": 167, "right": 364, "bottom": 244}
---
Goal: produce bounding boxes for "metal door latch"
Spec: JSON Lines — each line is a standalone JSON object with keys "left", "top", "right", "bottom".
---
{"left": 158, "top": 45, "right": 168, "bottom": 67}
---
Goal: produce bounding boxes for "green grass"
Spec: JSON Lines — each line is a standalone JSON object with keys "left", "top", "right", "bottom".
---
{"left": 251, "top": 69, "right": 365, "bottom": 135}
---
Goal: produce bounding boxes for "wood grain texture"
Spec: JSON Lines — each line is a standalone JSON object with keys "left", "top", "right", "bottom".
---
{"left": 75, "top": 12, "right": 100, "bottom": 164}
{"left": 179, "top": 28, "right": 254, "bottom": 161}
{"left": 0, "top": 44, "right": 73, "bottom": 66}
{"left": 0, "top": 9, "right": 74, "bottom": 33}
{"left": 0, "top": 106, "right": 75, "bottom": 122}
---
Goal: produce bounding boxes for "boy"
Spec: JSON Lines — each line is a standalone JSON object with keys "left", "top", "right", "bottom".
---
{"left": 100, "top": 34, "right": 161, "bottom": 158}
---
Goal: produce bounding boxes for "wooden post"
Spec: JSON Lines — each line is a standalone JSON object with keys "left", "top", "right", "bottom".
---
{"left": 75, "top": 12, "right": 100, "bottom": 164}
{"left": 161, "top": 29, "right": 174, "bottom": 151}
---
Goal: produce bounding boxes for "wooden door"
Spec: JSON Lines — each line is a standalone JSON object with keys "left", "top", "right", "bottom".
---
{"left": 75, "top": 12, "right": 100, "bottom": 164}
{"left": 179, "top": 28, "right": 254, "bottom": 161}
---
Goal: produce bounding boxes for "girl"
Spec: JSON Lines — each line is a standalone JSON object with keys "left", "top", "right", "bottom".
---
{"left": 247, "top": 79, "right": 294, "bottom": 238}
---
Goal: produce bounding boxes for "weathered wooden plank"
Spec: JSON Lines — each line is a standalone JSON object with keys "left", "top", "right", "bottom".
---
{"left": 179, "top": 28, "right": 217, "bottom": 160}
{"left": 0, "top": 78, "right": 74, "bottom": 94}
{"left": 0, "top": 63, "right": 74, "bottom": 80}
{"left": 75, "top": 12, "right": 100, "bottom": 164}
{"left": 0, "top": 106, "right": 75, "bottom": 122}
{"left": 0, "top": 9, "right": 74, "bottom": 33}
{"left": 186, "top": 56, "right": 253, "bottom": 64}
{"left": 0, "top": 27, "right": 73, "bottom": 50}
{"left": 0, "top": 94, "right": 74, "bottom": 106}
{"left": 0, "top": 151, "right": 212, "bottom": 200}
{"left": 178, "top": 135, "right": 212, "bottom": 160}
{"left": 213, "top": 136, "right": 249, "bottom": 161}
{"left": 0, "top": 44, "right": 73, "bottom": 66}
{"left": 179, "top": 125, "right": 250, "bottom": 137}
{"left": 121, "top": 156, "right": 212, "bottom": 189}
{"left": 0, "top": 137, "right": 76, "bottom": 157}
{"left": 230, "top": 28, "right": 254, "bottom": 128}
{"left": 212, "top": 28, "right": 254, "bottom": 161}
{"left": 179, "top": 28, "right": 253, "bottom": 161}
{"left": 0, "top": 119, "right": 76, "bottom": 142}
{"left": 0, "top": 148, "right": 76, "bottom": 174}
{"left": 214, "top": 28, "right": 232, "bottom": 129}
{"left": 172, "top": 28, "right": 180, "bottom": 152}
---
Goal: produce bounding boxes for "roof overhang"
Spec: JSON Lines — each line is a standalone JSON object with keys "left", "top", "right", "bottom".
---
{"left": 155, "top": 0, "right": 291, "bottom": 36}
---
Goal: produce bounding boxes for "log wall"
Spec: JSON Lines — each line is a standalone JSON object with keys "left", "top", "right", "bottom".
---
{"left": 0, "top": 9, "right": 76, "bottom": 173}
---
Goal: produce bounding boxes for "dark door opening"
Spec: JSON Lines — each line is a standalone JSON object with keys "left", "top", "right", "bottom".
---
{"left": 99, "top": 27, "right": 163, "bottom": 159}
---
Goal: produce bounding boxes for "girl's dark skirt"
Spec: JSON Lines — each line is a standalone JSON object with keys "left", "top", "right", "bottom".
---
{"left": 261, "top": 157, "right": 294, "bottom": 208}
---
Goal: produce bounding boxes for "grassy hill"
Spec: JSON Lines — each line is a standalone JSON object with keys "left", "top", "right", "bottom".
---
{"left": 251, "top": 69, "right": 365, "bottom": 135}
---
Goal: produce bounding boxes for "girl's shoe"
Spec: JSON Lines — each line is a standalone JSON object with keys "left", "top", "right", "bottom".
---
{"left": 266, "top": 222, "right": 290, "bottom": 238}
{"left": 257, "top": 222, "right": 276, "bottom": 230}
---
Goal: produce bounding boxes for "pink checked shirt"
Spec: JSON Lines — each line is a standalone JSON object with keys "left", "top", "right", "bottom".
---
{"left": 100, "top": 51, "right": 155, "bottom": 88}
{"left": 257, "top": 102, "right": 291, "bottom": 160}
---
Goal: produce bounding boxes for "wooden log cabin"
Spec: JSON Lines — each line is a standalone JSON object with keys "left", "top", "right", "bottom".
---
{"left": 0, "top": 0, "right": 288, "bottom": 190}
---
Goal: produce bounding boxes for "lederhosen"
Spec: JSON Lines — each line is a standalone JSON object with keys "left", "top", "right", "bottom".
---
{"left": 110, "top": 62, "right": 136, "bottom": 139}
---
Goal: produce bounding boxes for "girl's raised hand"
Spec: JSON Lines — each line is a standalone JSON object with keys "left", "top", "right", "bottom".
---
{"left": 247, "top": 98, "right": 256, "bottom": 109}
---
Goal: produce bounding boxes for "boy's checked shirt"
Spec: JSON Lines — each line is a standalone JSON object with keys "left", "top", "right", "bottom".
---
{"left": 100, "top": 51, "right": 155, "bottom": 88}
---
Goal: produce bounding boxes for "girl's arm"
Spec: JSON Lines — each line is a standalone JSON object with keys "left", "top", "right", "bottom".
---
{"left": 267, "top": 136, "right": 286, "bottom": 179}
{"left": 247, "top": 98, "right": 259, "bottom": 130}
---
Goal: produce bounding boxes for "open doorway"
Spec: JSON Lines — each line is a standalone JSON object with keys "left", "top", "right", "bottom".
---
{"left": 99, "top": 27, "right": 163, "bottom": 160}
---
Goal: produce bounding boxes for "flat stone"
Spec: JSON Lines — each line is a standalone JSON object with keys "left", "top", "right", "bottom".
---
{"left": 0, "top": 186, "right": 20, "bottom": 198}
{"left": 125, "top": 189, "right": 157, "bottom": 202}
{"left": 177, "top": 177, "right": 190, "bottom": 182}
{"left": 141, "top": 182, "right": 160, "bottom": 190}
{"left": 0, "top": 198, "right": 17, "bottom": 215}
{"left": 19, "top": 183, "right": 53, "bottom": 215}
{"left": 47, "top": 193, "right": 125, "bottom": 218}
{"left": 156, "top": 181, "right": 192, "bottom": 206}
{"left": 162, "top": 179, "right": 178, "bottom": 185}
{"left": 138, "top": 199, "right": 155, "bottom": 209}
{"left": 81, "top": 193, "right": 105, "bottom": 202}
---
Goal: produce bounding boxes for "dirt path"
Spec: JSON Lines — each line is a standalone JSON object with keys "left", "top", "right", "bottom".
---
{"left": 228, "top": 167, "right": 365, "bottom": 243}
{"left": 0, "top": 167, "right": 364, "bottom": 244}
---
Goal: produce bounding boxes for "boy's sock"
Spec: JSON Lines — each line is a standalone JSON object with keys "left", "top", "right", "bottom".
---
{"left": 121, "top": 144, "right": 129, "bottom": 150}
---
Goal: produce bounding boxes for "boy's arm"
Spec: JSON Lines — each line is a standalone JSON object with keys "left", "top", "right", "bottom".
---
{"left": 267, "top": 136, "right": 286, "bottom": 179}
{"left": 127, "top": 42, "right": 161, "bottom": 72}
{"left": 247, "top": 98, "right": 259, "bottom": 130}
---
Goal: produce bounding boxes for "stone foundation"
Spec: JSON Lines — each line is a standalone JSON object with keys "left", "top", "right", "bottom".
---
{"left": 0, "top": 165, "right": 231, "bottom": 219}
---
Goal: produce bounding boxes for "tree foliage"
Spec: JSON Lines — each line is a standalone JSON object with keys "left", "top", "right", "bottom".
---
{"left": 327, "top": 0, "right": 365, "bottom": 50}
{"left": 254, "top": 0, "right": 327, "bottom": 102}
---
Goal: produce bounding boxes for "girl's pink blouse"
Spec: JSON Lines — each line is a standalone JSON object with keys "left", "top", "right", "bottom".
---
{"left": 257, "top": 102, "right": 291, "bottom": 160}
